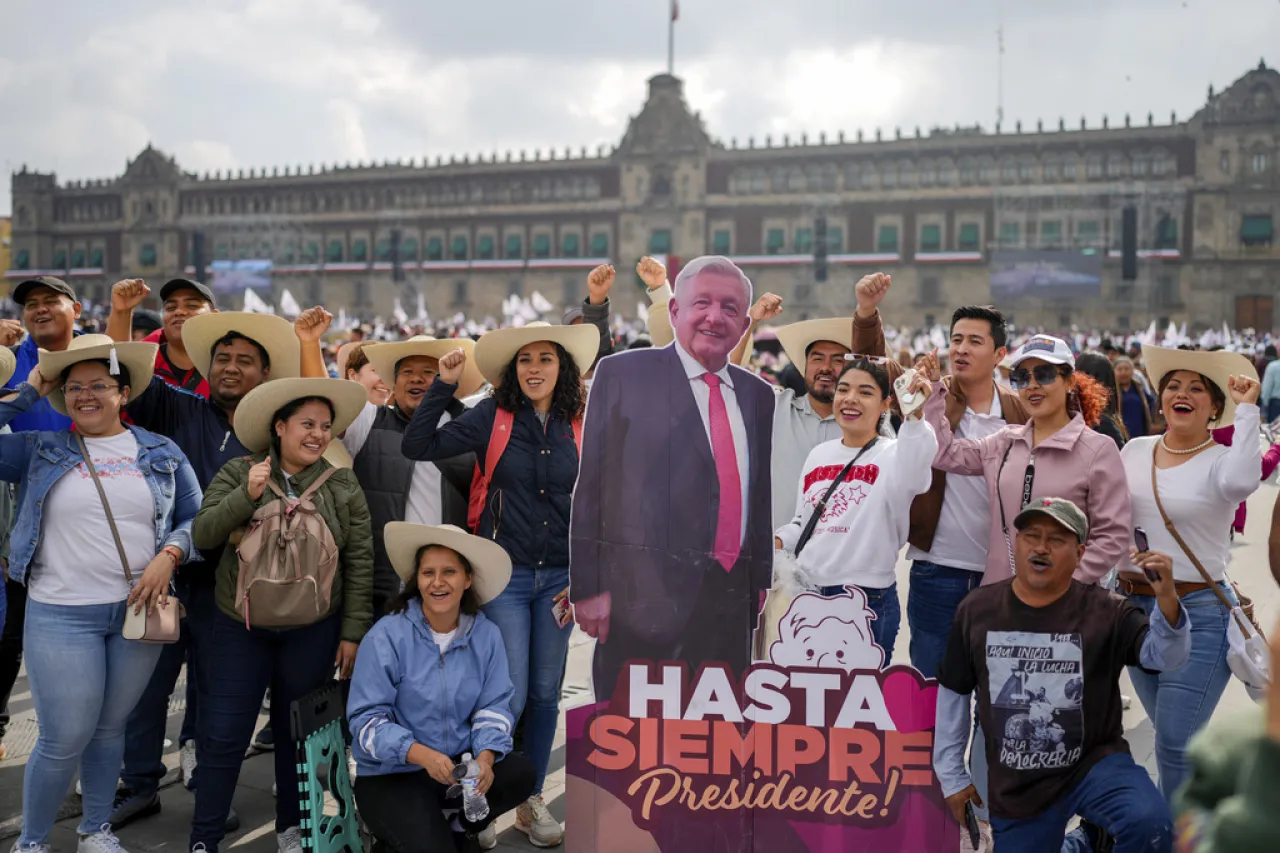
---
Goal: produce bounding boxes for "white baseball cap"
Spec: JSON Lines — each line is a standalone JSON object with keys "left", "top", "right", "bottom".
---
{"left": 1008, "top": 335, "right": 1076, "bottom": 370}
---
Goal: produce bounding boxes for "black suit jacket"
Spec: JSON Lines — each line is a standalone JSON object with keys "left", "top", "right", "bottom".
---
{"left": 570, "top": 344, "right": 774, "bottom": 644}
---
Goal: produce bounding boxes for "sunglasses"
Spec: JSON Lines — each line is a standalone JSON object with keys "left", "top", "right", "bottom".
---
{"left": 1009, "top": 365, "right": 1066, "bottom": 390}
{"left": 843, "top": 354, "right": 892, "bottom": 365}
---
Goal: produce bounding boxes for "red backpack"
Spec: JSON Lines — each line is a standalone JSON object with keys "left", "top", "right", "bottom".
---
{"left": 467, "top": 408, "right": 583, "bottom": 534}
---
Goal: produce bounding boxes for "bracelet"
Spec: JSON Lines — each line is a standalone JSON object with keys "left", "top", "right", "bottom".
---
{"left": 161, "top": 546, "right": 183, "bottom": 567}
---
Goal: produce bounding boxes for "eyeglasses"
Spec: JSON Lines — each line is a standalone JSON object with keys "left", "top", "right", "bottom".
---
{"left": 843, "top": 354, "right": 892, "bottom": 365}
{"left": 63, "top": 383, "right": 121, "bottom": 397}
{"left": 1008, "top": 365, "right": 1065, "bottom": 390}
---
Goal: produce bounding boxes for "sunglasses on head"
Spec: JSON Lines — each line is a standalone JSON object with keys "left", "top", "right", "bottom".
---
{"left": 1009, "top": 364, "right": 1066, "bottom": 390}
{"left": 843, "top": 353, "right": 892, "bottom": 365}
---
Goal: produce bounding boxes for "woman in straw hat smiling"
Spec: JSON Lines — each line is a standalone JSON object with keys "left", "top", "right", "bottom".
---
{"left": 189, "top": 377, "right": 372, "bottom": 853}
{"left": 1116, "top": 345, "right": 1263, "bottom": 803}
{"left": 0, "top": 335, "right": 201, "bottom": 853}
{"left": 348, "top": 522, "right": 535, "bottom": 852}
{"left": 402, "top": 321, "right": 597, "bottom": 848}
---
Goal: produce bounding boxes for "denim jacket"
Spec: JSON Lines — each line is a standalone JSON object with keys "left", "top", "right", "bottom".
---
{"left": 0, "top": 383, "right": 202, "bottom": 585}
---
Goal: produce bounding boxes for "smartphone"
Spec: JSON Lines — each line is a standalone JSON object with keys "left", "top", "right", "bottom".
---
{"left": 964, "top": 801, "right": 980, "bottom": 849}
{"left": 1133, "top": 528, "right": 1160, "bottom": 583}
{"left": 552, "top": 597, "right": 573, "bottom": 629}
{"left": 894, "top": 368, "right": 925, "bottom": 418}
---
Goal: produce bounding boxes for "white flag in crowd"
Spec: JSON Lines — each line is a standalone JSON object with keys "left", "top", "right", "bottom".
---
{"left": 279, "top": 289, "right": 302, "bottom": 318}
{"left": 416, "top": 292, "right": 429, "bottom": 324}
{"left": 243, "top": 289, "right": 274, "bottom": 314}
{"left": 393, "top": 299, "right": 409, "bottom": 326}
{"left": 530, "top": 290, "right": 554, "bottom": 314}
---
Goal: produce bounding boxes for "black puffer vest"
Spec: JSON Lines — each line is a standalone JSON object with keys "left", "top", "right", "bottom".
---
{"left": 352, "top": 402, "right": 474, "bottom": 600}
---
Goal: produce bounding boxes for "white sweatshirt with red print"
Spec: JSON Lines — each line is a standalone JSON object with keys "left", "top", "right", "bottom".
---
{"left": 774, "top": 418, "right": 937, "bottom": 589}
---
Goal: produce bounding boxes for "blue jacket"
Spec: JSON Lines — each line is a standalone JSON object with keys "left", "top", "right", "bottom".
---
{"left": 4, "top": 333, "right": 82, "bottom": 433}
{"left": 0, "top": 383, "right": 202, "bottom": 585}
{"left": 403, "top": 379, "right": 579, "bottom": 569}
{"left": 348, "top": 609, "right": 515, "bottom": 776}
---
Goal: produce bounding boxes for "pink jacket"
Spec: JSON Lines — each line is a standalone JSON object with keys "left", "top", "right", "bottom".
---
{"left": 1212, "top": 426, "right": 1280, "bottom": 533}
{"left": 923, "top": 382, "right": 1132, "bottom": 585}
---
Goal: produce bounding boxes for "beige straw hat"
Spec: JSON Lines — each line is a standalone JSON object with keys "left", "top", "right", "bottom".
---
{"left": 384, "top": 522, "right": 512, "bottom": 605}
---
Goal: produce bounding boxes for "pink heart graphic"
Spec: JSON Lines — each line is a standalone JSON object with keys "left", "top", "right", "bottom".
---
{"left": 881, "top": 669, "right": 938, "bottom": 734}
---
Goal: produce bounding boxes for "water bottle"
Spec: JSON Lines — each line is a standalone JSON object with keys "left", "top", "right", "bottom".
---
{"left": 453, "top": 752, "right": 490, "bottom": 823}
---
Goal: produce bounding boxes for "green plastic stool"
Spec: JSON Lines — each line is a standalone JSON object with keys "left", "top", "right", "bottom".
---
{"left": 291, "top": 683, "right": 363, "bottom": 853}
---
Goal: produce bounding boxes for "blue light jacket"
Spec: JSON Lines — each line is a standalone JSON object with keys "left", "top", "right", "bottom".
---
{"left": 348, "top": 608, "right": 515, "bottom": 775}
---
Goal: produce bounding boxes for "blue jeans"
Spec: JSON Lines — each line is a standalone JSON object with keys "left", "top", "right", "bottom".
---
{"left": 1126, "top": 586, "right": 1235, "bottom": 802}
{"left": 121, "top": 577, "right": 216, "bottom": 795}
{"left": 20, "top": 598, "right": 163, "bottom": 845}
{"left": 1266, "top": 397, "right": 1280, "bottom": 424}
{"left": 482, "top": 566, "right": 572, "bottom": 795}
{"left": 817, "top": 583, "right": 901, "bottom": 660}
{"left": 906, "top": 561, "right": 983, "bottom": 679}
{"left": 990, "top": 752, "right": 1173, "bottom": 852}
{"left": 190, "top": 611, "right": 341, "bottom": 852}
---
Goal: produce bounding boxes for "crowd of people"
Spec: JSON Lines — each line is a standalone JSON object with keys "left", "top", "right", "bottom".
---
{"left": 0, "top": 256, "right": 1274, "bottom": 853}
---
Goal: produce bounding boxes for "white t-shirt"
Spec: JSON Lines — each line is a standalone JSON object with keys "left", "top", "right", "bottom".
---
{"left": 432, "top": 628, "right": 457, "bottom": 653}
{"left": 343, "top": 402, "right": 450, "bottom": 526}
{"left": 1122, "top": 403, "right": 1263, "bottom": 583}
{"left": 907, "top": 390, "right": 1006, "bottom": 572}
{"left": 29, "top": 431, "right": 157, "bottom": 606}
{"left": 775, "top": 418, "right": 938, "bottom": 589}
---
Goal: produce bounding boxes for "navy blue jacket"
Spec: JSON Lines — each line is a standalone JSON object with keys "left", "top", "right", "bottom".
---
{"left": 402, "top": 379, "right": 578, "bottom": 569}
{"left": 126, "top": 375, "right": 250, "bottom": 582}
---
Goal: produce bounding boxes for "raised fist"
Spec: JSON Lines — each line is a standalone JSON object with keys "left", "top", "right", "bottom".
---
{"left": 438, "top": 348, "right": 468, "bottom": 385}
{"left": 112, "top": 279, "right": 151, "bottom": 312}
{"left": 854, "top": 273, "right": 891, "bottom": 318}
{"left": 587, "top": 264, "right": 615, "bottom": 304}
{"left": 749, "top": 293, "right": 783, "bottom": 323}
{"left": 294, "top": 306, "right": 333, "bottom": 343}
{"left": 636, "top": 257, "right": 668, "bottom": 291}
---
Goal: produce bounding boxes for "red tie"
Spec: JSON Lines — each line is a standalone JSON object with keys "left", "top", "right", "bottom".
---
{"left": 702, "top": 373, "right": 742, "bottom": 571}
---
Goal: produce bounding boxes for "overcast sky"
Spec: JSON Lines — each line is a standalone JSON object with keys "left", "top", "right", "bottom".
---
{"left": 2, "top": 0, "right": 1278, "bottom": 215}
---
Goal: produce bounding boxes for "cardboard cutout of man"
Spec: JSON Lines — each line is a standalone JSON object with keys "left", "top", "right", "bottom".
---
{"left": 571, "top": 255, "right": 774, "bottom": 702}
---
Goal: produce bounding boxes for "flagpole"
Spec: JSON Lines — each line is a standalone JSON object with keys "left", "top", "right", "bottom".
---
{"left": 667, "top": 0, "right": 675, "bottom": 74}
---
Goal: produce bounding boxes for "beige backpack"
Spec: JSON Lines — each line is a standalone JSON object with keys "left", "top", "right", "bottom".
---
{"left": 235, "top": 467, "right": 340, "bottom": 629}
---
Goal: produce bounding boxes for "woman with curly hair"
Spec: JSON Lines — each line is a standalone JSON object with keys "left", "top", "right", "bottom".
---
{"left": 401, "top": 322, "right": 598, "bottom": 849}
{"left": 920, "top": 335, "right": 1131, "bottom": 585}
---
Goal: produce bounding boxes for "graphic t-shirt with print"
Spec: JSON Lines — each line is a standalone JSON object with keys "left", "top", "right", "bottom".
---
{"left": 935, "top": 579, "right": 1150, "bottom": 820}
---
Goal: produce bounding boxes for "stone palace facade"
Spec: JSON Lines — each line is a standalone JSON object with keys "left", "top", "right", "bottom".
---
{"left": 7, "top": 62, "right": 1280, "bottom": 331}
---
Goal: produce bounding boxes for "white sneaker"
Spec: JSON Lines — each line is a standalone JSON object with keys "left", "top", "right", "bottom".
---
{"left": 515, "top": 795, "right": 563, "bottom": 848}
{"left": 180, "top": 740, "right": 198, "bottom": 789}
{"left": 11, "top": 843, "right": 51, "bottom": 853}
{"left": 477, "top": 823, "right": 497, "bottom": 850}
{"left": 77, "top": 826, "right": 127, "bottom": 853}
{"left": 276, "top": 827, "right": 303, "bottom": 853}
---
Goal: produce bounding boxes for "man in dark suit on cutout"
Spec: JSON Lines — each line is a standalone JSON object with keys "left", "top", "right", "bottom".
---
{"left": 571, "top": 255, "right": 774, "bottom": 704}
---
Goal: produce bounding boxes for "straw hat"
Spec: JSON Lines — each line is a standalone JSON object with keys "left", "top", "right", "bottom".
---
{"left": 383, "top": 522, "right": 512, "bottom": 605}
{"left": 364, "top": 335, "right": 483, "bottom": 399}
{"left": 38, "top": 335, "right": 159, "bottom": 416}
{"left": 322, "top": 441, "right": 354, "bottom": 469}
{"left": 0, "top": 346, "right": 17, "bottom": 388}
{"left": 181, "top": 312, "right": 301, "bottom": 381}
{"left": 232, "top": 377, "right": 368, "bottom": 453}
{"left": 1141, "top": 345, "right": 1260, "bottom": 427}
{"left": 774, "top": 318, "right": 853, "bottom": 368}
{"left": 473, "top": 322, "right": 599, "bottom": 387}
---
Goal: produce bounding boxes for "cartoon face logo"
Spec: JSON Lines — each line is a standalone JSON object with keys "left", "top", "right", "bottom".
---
{"left": 768, "top": 587, "right": 885, "bottom": 672}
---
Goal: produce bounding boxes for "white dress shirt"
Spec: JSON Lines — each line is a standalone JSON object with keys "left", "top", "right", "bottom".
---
{"left": 673, "top": 341, "right": 750, "bottom": 543}
{"left": 343, "top": 401, "right": 451, "bottom": 526}
{"left": 907, "top": 389, "right": 1006, "bottom": 572}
